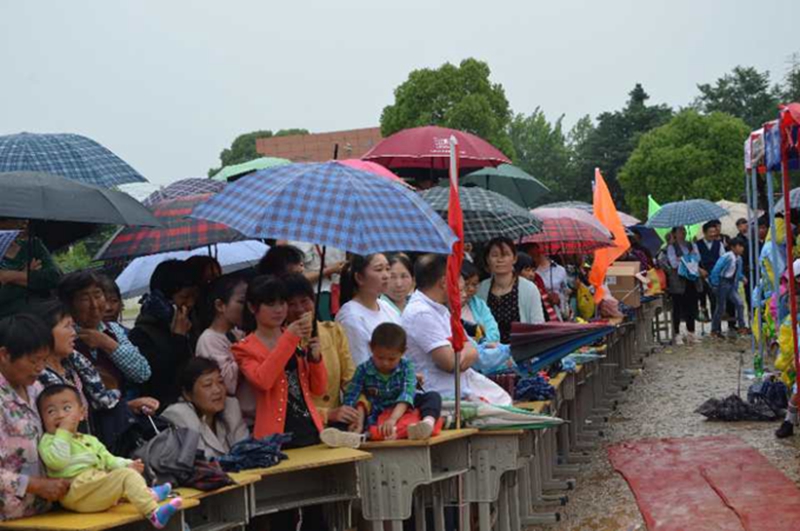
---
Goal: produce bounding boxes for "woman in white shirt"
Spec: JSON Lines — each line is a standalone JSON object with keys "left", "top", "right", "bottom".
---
{"left": 335, "top": 253, "right": 401, "bottom": 365}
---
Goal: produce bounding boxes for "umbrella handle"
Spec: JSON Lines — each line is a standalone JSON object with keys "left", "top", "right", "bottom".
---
{"left": 312, "top": 246, "right": 327, "bottom": 339}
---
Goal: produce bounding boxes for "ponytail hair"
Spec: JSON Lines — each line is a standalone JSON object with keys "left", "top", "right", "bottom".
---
{"left": 339, "top": 253, "right": 384, "bottom": 306}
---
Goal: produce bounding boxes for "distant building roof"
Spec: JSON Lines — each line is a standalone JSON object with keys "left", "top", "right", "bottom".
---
{"left": 255, "top": 127, "right": 382, "bottom": 163}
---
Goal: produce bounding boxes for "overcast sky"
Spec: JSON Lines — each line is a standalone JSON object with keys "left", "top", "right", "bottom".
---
{"left": 2, "top": 0, "right": 796, "bottom": 185}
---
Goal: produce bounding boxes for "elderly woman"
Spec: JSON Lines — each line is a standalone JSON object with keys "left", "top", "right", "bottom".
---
{"left": 57, "top": 272, "right": 153, "bottom": 402}
{"left": 0, "top": 314, "right": 70, "bottom": 521}
{"left": 477, "top": 237, "right": 545, "bottom": 344}
{"left": 129, "top": 260, "right": 198, "bottom": 409}
{"left": 0, "top": 219, "right": 61, "bottom": 319}
{"left": 161, "top": 358, "right": 249, "bottom": 459}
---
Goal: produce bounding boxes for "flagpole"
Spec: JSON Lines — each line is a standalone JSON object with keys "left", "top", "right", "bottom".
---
{"left": 450, "top": 136, "right": 462, "bottom": 429}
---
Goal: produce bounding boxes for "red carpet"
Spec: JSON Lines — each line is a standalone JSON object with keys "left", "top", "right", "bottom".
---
{"left": 608, "top": 435, "right": 800, "bottom": 531}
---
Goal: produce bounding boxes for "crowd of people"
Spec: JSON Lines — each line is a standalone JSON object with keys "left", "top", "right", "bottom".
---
{"left": 0, "top": 213, "right": 775, "bottom": 528}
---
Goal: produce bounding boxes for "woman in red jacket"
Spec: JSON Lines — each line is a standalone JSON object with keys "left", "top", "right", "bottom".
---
{"left": 233, "top": 275, "right": 326, "bottom": 447}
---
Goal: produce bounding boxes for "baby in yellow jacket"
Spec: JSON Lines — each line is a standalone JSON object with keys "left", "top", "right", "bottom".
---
{"left": 37, "top": 384, "right": 182, "bottom": 528}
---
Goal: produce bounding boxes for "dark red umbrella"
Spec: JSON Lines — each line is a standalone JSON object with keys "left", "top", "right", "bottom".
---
{"left": 520, "top": 208, "right": 614, "bottom": 255}
{"left": 361, "top": 126, "right": 511, "bottom": 170}
{"left": 96, "top": 193, "right": 244, "bottom": 260}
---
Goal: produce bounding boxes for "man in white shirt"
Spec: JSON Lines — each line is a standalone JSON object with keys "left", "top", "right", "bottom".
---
{"left": 403, "top": 254, "right": 511, "bottom": 404}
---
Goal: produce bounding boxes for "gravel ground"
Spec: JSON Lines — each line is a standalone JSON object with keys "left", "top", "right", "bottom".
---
{"left": 530, "top": 333, "right": 800, "bottom": 531}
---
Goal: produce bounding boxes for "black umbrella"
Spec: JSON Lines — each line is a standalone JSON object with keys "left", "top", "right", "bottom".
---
{"left": 0, "top": 171, "right": 161, "bottom": 250}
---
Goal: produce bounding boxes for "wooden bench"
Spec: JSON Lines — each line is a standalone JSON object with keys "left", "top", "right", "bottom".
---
{"left": 357, "top": 428, "right": 476, "bottom": 531}
{"left": 175, "top": 474, "right": 260, "bottom": 531}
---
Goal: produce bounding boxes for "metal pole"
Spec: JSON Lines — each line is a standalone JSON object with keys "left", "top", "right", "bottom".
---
{"left": 750, "top": 166, "right": 764, "bottom": 362}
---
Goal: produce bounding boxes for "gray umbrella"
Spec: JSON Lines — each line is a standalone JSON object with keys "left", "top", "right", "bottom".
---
{"left": 420, "top": 186, "right": 542, "bottom": 243}
{"left": 460, "top": 164, "right": 550, "bottom": 208}
{"left": 645, "top": 199, "right": 728, "bottom": 229}
{"left": 774, "top": 188, "right": 800, "bottom": 212}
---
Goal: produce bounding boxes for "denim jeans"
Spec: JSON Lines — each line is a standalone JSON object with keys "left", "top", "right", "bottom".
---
{"left": 712, "top": 278, "right": 744, "bottom": 333}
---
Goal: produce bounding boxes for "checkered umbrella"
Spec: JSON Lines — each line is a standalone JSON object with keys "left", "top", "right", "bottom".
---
{"left": 419, "top": 186, "right": 542, "bottom": 243}
{"left": 96, "top": 193, "right": 244, "bottom": 260}
{"left": 645, "top": 199, "right": 728, "bottom": 229}
{"left": 521, "top": 207, "right": 614, "bottom": 254}
{"left": 191, "top": 162, "right": 457, "bottom": 255}
{"left": 0, "top": 132, "right": 147, "bottom": 188}
{"left": 142, "top": 178, "right": 225, "bottom": 207}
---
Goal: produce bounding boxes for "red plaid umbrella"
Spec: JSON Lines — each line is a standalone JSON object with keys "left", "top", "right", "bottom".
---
{"left": 361, "top": 126, "right": 511, "bottom": 170}
{"left": 521, "top": 207, "right": 613, "bottom": 255}
{"left": 96, "top": 193, "right": 244, "bottom": 260}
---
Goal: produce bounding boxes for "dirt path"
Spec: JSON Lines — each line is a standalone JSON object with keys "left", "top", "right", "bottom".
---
{"left": 534, "top": 335, "right": 800, "bottom": 531}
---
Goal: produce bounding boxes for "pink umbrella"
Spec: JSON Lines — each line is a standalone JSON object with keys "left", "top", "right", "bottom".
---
{"left": 362, "top": 126, "right": 511, "bottom": 170}
{"left": 532, "top": 207, "right": 612, "bottom": 237}
{"left": 335, "top": 159, "right": 411, "bottom": 188}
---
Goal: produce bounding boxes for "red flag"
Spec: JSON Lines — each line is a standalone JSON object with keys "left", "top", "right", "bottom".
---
{"left": 446, "top": 136, "right": 466, "bottom": 352}
{"left": 589, "top": 168, "right": 630, "bottom": 303}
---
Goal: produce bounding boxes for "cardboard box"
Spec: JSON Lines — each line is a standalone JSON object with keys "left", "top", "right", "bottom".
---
{"left": 606, "top": 261, "right": 641, "bottom": 308}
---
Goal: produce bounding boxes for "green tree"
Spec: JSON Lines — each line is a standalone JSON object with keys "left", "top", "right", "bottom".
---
{"left": 695, "top": 66, "right": 780, "bottom": 129}
{"left": 208, "top": 128, "right": 308, "bottom": 176}
{"left": 569, "top": 84, "right": 673, "bottom": 207}
{"left": 618, "top": 110, "right": 750, "bottom": 218}
{"left": 508, "top": 108, "right": 569, "bottom": 203}
{"left": 380, "top": 58, "right": 515, "bottom": 158}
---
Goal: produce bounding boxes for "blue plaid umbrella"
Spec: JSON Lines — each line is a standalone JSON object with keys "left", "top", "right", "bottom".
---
{"left": 645, "top": 199, "right": 728, "bottom": 229}
{"left": 191, "top": 162, "right": 457, "bottom": 255}
{"left": 0, "top": 132, "right": 146, "bottom": 188}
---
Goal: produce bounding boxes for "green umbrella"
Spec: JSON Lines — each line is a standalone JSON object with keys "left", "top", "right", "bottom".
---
{"left": 459, "top": 163, "right": 550, "bottom": 208}
{"left": 210, "top": 157, "right": 291, "bottom": 182}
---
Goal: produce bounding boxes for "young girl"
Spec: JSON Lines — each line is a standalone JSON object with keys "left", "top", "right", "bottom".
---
{"left": 336, "top": 253, "right": 400, "bottom": 365}
{"left": 232, "top": 275, "right": 327, "bottom": 447}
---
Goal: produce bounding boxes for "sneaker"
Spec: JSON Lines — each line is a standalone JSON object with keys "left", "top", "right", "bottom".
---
{"left": 149, "top": 498, "right": 182, "bottom": 529}
{"left": 673, "top": 335, "right": 684, "bottom": 346}
{"left": 320, "top": 427, "right": 364, "bottom": 448}
{"left": 775, "top": 421, "right": 795, "bottom": 439}
{"left": 686, "top": 333, "right": 701, "bottom": 344}
{"left": 408, "top": 420, "right": 434, "bottom": 441}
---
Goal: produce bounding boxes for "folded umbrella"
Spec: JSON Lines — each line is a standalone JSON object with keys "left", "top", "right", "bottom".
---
{"left": 645, "top": 199, "right": 728, "bottom": 229}
{"left": 191, "top": 161, "right": 457, "bottom": 255}
{"left": 96, "top": 193, "right": 244, "bottom": 260}
{"left": 0, "top": 132, "right": 147, "bottom": 188}
{"left": 419, "top": 186, "right": 542, "bottom": 243}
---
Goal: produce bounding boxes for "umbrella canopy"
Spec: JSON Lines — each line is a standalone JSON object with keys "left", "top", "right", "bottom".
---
{"left": 533, "top": 206, "right": 612, "bottom": 237}
{"left": 335, "top": 159, "right": 411, "bottom": 188}
{"left": 716, "top": 200, "right": 762, "bottom": 237}
{"left": 117, "top": 182, "right": 161, "bottom": 203}
{"left": 191, "top": 162, "right": 457, "bottom": 255}
{"left": 460, "top": 164, "right": 550, "bottom": 208}
{"left": 419, "top": 186, "right": 542, "bottom": 243}
{"left": 116, "top": 240, "right": 268, "bottom": 299}
{"left": 543, "top": 200, "right": 641, "bottom": 227}
{"left": 629, "top": 225, "right": 663, "bottom": 256}
{"left": 0, "top": 132, "right": 147, "bottom": 188}
{"left": 362, "top": 126, "right": 511, "bottom": 170}
{"left": 0, "top": 171, "right": 161, "bottom": 251}
{"left": 521, "top": 207, "right": 614, "bottom": 255}
{"left": 210, "top": 157, "right": 291, "bottom": 182}
{"left": 96, "top": 193, "right": 244, "bottom": 260}
{"left": 645, "top": 199, "right": 728, "bottom": 229}
{"left": 773, "top": 188, "right": 800, "bottom": 213}
{"left": 143, "top": 178, "right": 225, "bottom": 207}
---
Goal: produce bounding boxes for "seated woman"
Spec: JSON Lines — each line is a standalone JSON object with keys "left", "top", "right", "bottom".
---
{"left": 161, "top": 358, "right": 249, "bottom": 459}
{"left": 283, "top": 273, "right": 359, "bottom": 429}
{"left": 57, "top": 272, "right": 154, "bottom": 408}
{"left": 0, "top": 314, "right": 70, "bottom": 520}
{"left": 335, "top": 253, "right": 400, "bottom": 366}
{"left": 194, "top": 274, "right": 256, "bottom": 426}
{"left": 129, "top": 260, "right": 198, "bottom": 409}
{"left": 459, "top": 273, "right": 514, "bottom": 376}
{"left": 476, "top": 237, "right": 545, "bottom": 343}
{"left": 232, "top": 275, "right": 327, "bottom": 447}
{"left": 380, "top": 253, "right": 415, "bottom": 317}
{"left": 0, "top": 219, "right": 61, "bottom": 319}
{"left": 460, "top": 261, "right": 501, "bottom": 343}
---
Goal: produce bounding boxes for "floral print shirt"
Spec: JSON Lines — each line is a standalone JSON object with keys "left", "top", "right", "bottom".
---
{"left": 0, "top": 371, "right": 50, "bottom": 521}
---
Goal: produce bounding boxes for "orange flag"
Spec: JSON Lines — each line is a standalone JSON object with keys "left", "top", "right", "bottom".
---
{"left": 589, "top": 168, "right": 631, "bottom": 303}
